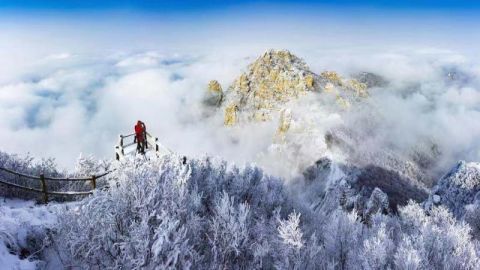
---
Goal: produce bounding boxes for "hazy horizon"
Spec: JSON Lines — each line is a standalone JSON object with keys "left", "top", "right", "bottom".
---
{"left": 1, "top": 1, "right": 479, "bottom": 172}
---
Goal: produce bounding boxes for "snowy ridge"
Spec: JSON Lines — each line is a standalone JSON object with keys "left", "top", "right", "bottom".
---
{"left": 0, "top": 150, "right": 479, "bottom": 268}
{"left": 445, "top": 161, "right": 480, "bottom": 189}
{"left": 425, "top": 161, "right": 480, "bottom": 218}
{"left": 302, "top": 157, "right": 428, "bottom": 217}
{"left": 40, "top": 153, "right": 480, "bottom": 269}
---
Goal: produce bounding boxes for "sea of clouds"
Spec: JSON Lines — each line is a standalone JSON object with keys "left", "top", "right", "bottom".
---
{"left": 0, "top": 11, "right": 479, "bottom": 178}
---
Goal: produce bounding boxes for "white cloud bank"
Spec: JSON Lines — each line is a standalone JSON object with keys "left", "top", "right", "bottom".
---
{"left": 0, "top": 10, "right": 479, "bottom": 176}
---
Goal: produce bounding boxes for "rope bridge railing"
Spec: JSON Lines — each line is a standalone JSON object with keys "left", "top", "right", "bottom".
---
{"left": 0, "top": 166, "right": 113, "bottom": 204}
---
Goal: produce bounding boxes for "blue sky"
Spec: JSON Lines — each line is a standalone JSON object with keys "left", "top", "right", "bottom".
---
{"left": 2, "top": 0, "right": 480, "bottom": 12}
{"left": 1, "top": 0, "right": 479, "bottom": 61}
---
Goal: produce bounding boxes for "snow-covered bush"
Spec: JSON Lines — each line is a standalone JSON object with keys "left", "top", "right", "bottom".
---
{"left": 425, "top": 161, "right": 480, "bottom": 218}
{"left": 54, "top": 155, "right": 295, "bottom": 269}
{"left": 278, "top": 211, "right": 304, "bottom": 250}
{"left": 464, "top": 200, "right": 480, "bottom": 238}
{"left": 208, "top": 192, "right": 251, "bottom": 268}
{"left": 62, "top": 154, "right": 113, "bottom": 198}
{"left": 394, "top": 236, "right": 422, "bottom": 270}
{"left": 323, "top": 210, "right": 364, "bottom": 269}
{"left": 45, "top": 154, "right": 480, "bottom": 269}
{"left": 396, "top": 201, "right": 479, "bottom": 269}
{"left": 0, "top": 151, "right": 112, "bottom": 202}
{"left": 0, "top": 151, "right": 61, "bottom": 200}
{"left": 0, "top": 199, "right": 58, "bottom": 270}
{"left": 362, "top": 222, "right": 395, "bottom": 270}
{"left": 274, "top": 211, "right": 324, "bottom": 270}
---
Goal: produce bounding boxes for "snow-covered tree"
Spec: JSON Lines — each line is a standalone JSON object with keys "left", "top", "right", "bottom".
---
{"left": 362, "top": 222, "right": 395, "bottom": 270}
{"left": 397, "top": 201, "right": 479, "bottom": 269}
{"left": 12, "top": 152, "right": 474, "bottom": 270}
{"left": 323, "top": 210, "right": 364, "bottom": 270}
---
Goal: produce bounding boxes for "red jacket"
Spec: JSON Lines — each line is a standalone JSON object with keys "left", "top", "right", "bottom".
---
{"left": 135, "top": 121, "right": 145, "bottom": 142}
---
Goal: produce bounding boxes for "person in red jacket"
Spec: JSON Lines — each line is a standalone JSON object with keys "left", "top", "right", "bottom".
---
{"left": 134, "top": 120, "right": 146, "bottom": 154}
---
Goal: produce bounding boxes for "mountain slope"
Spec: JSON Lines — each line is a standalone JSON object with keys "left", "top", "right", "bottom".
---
{"left": 425, "top": 161, "right": 480, "bottom": 218}
{"left": 51, "top": 154, "right": 479, "bottom": 269}
{"left": 0, "top": 149, "right": 479, "bottom": 269}
{"left": 207, "top": 49, "right": 370, "bottom": 126}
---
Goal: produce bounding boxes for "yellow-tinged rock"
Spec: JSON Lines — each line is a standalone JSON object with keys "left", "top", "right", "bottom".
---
{"left": 324, "top": 82, "right": 335, "bottom": 93}
{"left": 253, "top": 111, "right": 270, "bottom": 122}
{"left": 269, "top": 69, "right": 279, "bottom": 81}
{"left": 321, "top": 71, "right": 343, "bottom": 86}
{"left": 223, "top": 50, "right": 349, "bottom": 126}
{"left": 256, "top": 101, "right": 274, "bottom": 110}
{"left": 255, "top": 82, "right": 270, "bottom": 100}
{"left": 347, "top": 79, "right": 368, "bottom": 97}
{"left": 277, "top": 109, "right": 292, "bottom": 134}
{"left": 336, "top": 96, "right": 351, "bottom": 109}
{"left": 305, "top": 74, "right": 314, "bottom": 88}
{"left": 237, "top": 74, "right": 250, "bottom": 93}
{"left": 224, "top": 104, "right": 238, "bottom": 126}
{"left": 219, "top": 50, "right": 374, "bottom": 128}
{"left": 204, "top": 80, "right": 224, "bottom": 106}
{"left": 277, "top": 50, "right": 293, "bottom": 63}
{"left": 208, "top": 80, "right": 222, "bottom": 94}
{"left": 275, "top": 108, "right": 292, "bottom": 142}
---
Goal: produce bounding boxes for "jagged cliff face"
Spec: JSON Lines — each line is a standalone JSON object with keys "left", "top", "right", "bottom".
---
{"left": 423, "top": 161, "right": 480, "bottom": 237}
{"left": 214, "top": 50, "right": 370, "bottom": 127}
{"left": 425, "top": 161, "right": 480, "bottom": 218}
{"left": 302, "top": 157, "right": 428, "bottom": 218}
{"left": 204, "top": 49, "right": 442, "bottom": 189}
{"left": 222, "top": 50, "right": 317, "bottom": 125}
{"left": 203, "top": 80, "right": 223, "bottom": 107}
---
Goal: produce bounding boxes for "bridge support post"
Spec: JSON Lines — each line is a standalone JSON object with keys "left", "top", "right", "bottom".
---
{"left": 115, "top": 146, "right": 120, "bottom": 161}
{"left": 91, "top": 175, "right": 97, "bottom": 190}
{"left": 40, "top": 174, "right": 48, "bottom": 204}
{"left": 119, "top": 135, "right": 124, "bottom": 147}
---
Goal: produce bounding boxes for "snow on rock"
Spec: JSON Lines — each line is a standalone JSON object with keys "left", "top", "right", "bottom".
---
{"left": 204, "top": 50, "right": 440, "bottom": 189}
{"left": 365, "top": 188, "right": 390, "bottom": 217}
{"left": 47, "top": 153, "right": 479, "bottom": 269}
{"left": 352, "top": 72, "right": 388, "bottom": 88}
{"left": 0, "top": 198, "right": 58, "bottom": 269}
{"left": 221, "top": 49, "right": 317, "bottom": 125}
{"left": 425, "top": 160, "right": 480, "bottom": 218}
{"left": 0, "top": 242, "right": 36, "bottom": 270}
{"left": 54, "top": 154, "right": 298, "bottom": 269}
{"left": 325, "top": 127, "right": 440, "bottom": 188}
{"left": 302, "top": 157, "right": 428, "bottom": 217}
{"left": 211, "top": 49, "right": 371, "bottom": 127}
{"left": 0, "top": 150, "right": 468, "bottom": 269}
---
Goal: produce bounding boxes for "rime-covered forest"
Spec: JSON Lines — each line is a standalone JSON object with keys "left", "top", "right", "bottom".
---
{"left": 1, "top": 149, "right": 480, "bottom": 269}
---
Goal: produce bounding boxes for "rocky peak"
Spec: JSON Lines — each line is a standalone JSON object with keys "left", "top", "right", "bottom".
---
{"left": 353, "top": 72, "right": 388, "bottom": 88}
{"left": 205, "top": 49, "right": 378, "bottom": 129}
{"left": 425, "top": 161, "right": 480, "bottom": 218}
{"left": 203, "top": 80, "right": 223, "bottom": 107}
{"left": 222, "top": 49, "right": 317, "bottom": 125}
{"left": 444, "top": 161, "right": 480, "bottom": 190}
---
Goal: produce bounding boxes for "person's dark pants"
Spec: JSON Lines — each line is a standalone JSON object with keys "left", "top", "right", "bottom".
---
{"left": 137, "top": 140, "right": 145, "bottom": 154}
